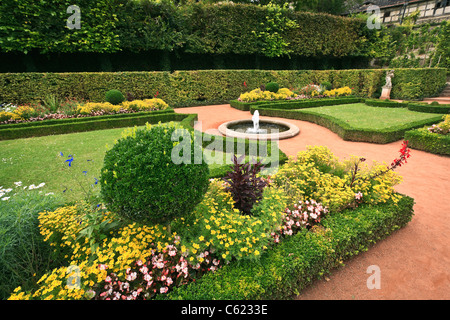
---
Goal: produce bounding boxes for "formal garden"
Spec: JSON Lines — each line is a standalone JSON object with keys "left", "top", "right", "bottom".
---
{"left": 1, "top": 0, "right": 449, "bottom": 302}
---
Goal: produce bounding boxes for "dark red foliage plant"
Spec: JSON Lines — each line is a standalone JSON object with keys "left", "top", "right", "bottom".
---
{"left": 223, "top": 155, "right": 268, "bottom": 215}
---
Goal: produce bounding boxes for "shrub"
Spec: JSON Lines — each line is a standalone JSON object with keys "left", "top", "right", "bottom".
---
{"left": 100, "top": 122, "right": 210, "bottom": 225}
{"left": 222, "top": 155, "right": 268, "bottom": 215}
{"left": 0, "top": 183, "right": 63, "bottom": 300}
{"left": 265, "top": 82, "right": 280, "bottom": 93}
{"left": 405, "top": 124, "right": 450, "bottom": 155}
{"left": 105, "top": 89, "right": 125, "bottom": 105}
{"left": 321, "top": 81, "right": 332, "bottom": 90}
{"left": 407, "top": 103, "right": 450, "bottom": 114}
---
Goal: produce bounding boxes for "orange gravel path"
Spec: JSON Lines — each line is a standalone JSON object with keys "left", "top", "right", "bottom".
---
{"left": 176, "top": 104, "right": 450, "bottom": 300}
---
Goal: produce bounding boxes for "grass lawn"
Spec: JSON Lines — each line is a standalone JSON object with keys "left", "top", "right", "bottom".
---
{"left": 0, "top": 125, "right": 275, "bottom": 202}
{"left": 298, "top": 103, "right": 443, "bottom": 130}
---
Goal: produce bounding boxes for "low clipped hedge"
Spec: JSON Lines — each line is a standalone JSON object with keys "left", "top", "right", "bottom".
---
{"left": 257, "top": 107, "right": 443, "bottom": 144}
{"left": 0, "top": 109, "right": 180, "bottom": 140}
{"left": 407, "top": 103, "right": 450, "bottom": 114}
{"left": 161, "top": 195, "right": 414, "bottom": 300}
{"left": 405, "top": 128, "right": 450, "bottom": 155}
{"left": 365, "top": 99, "right": 408, "bottom": 108}
{"left": 230, "top": 97, "right": 362, "bottom": 112}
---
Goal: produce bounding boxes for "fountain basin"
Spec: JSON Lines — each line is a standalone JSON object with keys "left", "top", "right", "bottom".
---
{"left": 218, "top": 119, "right": 299, "bottom": 140}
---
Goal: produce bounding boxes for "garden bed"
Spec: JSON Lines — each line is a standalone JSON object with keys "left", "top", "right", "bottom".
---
{"left": 405, "top": 127, "right": 450, "bottom": 156}
{"left": 5, "top": 141, "right": 413, "bottom": 300}
{"left": 162, "top": 195, "right": 414, "bottom": 300}
{"left": 0, "top": 109, "right": 181, "bottom": 140}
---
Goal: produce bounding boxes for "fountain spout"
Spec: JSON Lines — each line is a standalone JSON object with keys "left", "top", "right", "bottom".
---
{"left": 248, "top": 110, "right": 260, "bottom": 133}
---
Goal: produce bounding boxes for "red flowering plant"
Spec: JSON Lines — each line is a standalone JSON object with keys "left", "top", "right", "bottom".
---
{"left": 347, "top": 140, "right": 411, "bottom": 208}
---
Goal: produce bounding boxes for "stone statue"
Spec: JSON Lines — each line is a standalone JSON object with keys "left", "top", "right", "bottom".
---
{"left": 383, "top": 70, "right": 394, "bottom": 89}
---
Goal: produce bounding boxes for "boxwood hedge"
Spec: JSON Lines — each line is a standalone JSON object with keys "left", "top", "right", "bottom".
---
{"left": 161, "top": 195, "right": 414, "bottom": 300}
{"left": 407, "top": 103, "right": 450, "bottom": 114}
{"left": 405, "top": 127, "right": 450, "bottom": 155}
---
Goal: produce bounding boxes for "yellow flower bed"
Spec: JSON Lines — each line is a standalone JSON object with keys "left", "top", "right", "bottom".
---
{"left": 0, "top": 106, "right": 36, "bottom": 122}
{"left": 239, "top": 88, "right": 296, "bottom": 102}
{"left": 323, "top": 86, "right": 352, "bottom": 97}
{"left": 77, "top": 98, "right": 169, "bottom": 115}
{"left": 272, "top": 146, "right": 402, "bottom": 212}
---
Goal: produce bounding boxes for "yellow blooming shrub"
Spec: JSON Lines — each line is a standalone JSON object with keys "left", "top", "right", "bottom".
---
{"left": 323, "top": 86, "right": 352, "bottom": 97}
{"left": 77, "top": 98, "right": 169, "bottom": 115}
{"left": 239, "top": 88, "right": 296, "bottom": 102}
{"left": 272, "top": 146, "right": 402, "bottom": 212}
{"left": 0, "top": 106, "right": 36, "bottom": 122}
{"left": 173, "top": 179, "right": 288, "bottom": 263}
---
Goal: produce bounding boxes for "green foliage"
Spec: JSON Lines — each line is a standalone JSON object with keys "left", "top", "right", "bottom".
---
{"left": 265, "top": 82, "right": 280, "bottom": 93}
{"left": 0, "top": 1, "right": 372, "bottom": 60}
{"left": 0, "top": 188, "right": 63, "bottom": 299}
{"left": 405, "top": 127, "right": 450, "bottom": 155}
{"left": 100, "top": 122, "right": 210, "bottom": 225}
{"left": 408, "top": 103, "right": 450, "bottom": 114}
{"left": 105, "top": 89, "right": 125, "bottom": 105}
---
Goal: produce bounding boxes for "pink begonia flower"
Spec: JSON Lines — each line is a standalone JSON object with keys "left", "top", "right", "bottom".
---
{"left": 160, "top": 287, "right": 168, "bottom": 294}
{"left": 166, "top": 277, "right": 173, "bottom": 286}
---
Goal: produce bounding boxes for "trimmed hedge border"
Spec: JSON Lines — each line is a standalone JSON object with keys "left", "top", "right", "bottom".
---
{"left": 405, "top": 127, "right": 450, "bottom": 156}
{"left": 161, "top": 195, "right": 414, "bottom": 300}
{"left": 0, "top": 109, "right": 184, "bottom": 141}
{"left": 230, "top": 97, "right": 363, "bottom": 112}
{"left": 256, "top": 107, "right": 443, "bottom": 144}
{"left": 365, "top": 99, "right": 408, "bottom": 108}
{"left": 407, "top": 103, "right": 450, "bottom": 114}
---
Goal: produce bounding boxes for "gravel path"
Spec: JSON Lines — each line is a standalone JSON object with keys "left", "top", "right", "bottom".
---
{"left": 175, "top": 104, "right": 450, "bottom": 300}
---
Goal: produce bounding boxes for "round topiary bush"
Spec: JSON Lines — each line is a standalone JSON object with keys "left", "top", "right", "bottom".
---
{"left": 265, "top": 82, "right": 279, "bottom": 93}
{"left": 321, "top": 81, "right": 332, "bottom": 91}
{"left": 100, "top": 122, "right": 210, "bottom": 225}
{"left": 105, "top": 89, "right": 125, "bottom": 105}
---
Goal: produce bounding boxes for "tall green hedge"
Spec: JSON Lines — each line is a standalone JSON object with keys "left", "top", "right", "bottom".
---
{"left": 0, "top": 1, "right": 371, "bottom": 59}
{"left": 0, "top": 68, "right": 446, "bottom": 106}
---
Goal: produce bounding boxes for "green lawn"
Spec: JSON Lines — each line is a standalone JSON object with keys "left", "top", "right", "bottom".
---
{"left": 298, "top": 103, "right": 443, "bottom": 130}
{"left": 0, "top": 126, "right": 274, "bottom": 202}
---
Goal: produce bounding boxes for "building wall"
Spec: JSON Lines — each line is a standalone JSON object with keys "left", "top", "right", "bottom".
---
{"left": 370, "top": 0, "right": 450, "bottom": 24}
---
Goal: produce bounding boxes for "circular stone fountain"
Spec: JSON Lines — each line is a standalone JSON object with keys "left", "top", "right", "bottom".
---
{"left": 218, "top": 110, "right": 299, "bottom": 140}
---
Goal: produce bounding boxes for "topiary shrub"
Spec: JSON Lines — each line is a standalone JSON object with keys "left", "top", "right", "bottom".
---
{"left": 105, "top": 89, "right": 125, "bottom": 105}
{"left": 320, "top": 81, "right": 332, "bottom": 91}
{"left": 265, "top": 82, "right": 279, "bottom": 93}
{"left": 100, "top": 122, "right": 210, "bottom": 225}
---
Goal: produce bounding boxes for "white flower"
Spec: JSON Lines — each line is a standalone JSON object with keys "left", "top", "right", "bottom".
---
{"left": 1, "top": 197, "right": 10, "bottom": 201}
{"left": 4, "top": 188, "right": 12, "bottom": 193}
{"left": 14, "top": 181, "right": 22, "bottom": 187}
{"left": 45, "top": 192, "right": 54, "bottom": 196}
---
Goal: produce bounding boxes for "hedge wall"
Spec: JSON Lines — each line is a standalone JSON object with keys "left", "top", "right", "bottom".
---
{"left": 0, "top": 1, "right": 372, "bottom": 62}
{"left": 405, "top": 128, "right": 450, "bottom": 155}
{"left": 161, "top": 196, "right": 414, "bottom": 300}
{"left": 0, "top": 68, "right": 446, "bottom": 107}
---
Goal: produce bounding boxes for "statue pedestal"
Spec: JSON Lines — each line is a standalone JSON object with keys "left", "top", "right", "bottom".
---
{"left": 380, "top": 87, "right": 391, "bottom": 100}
